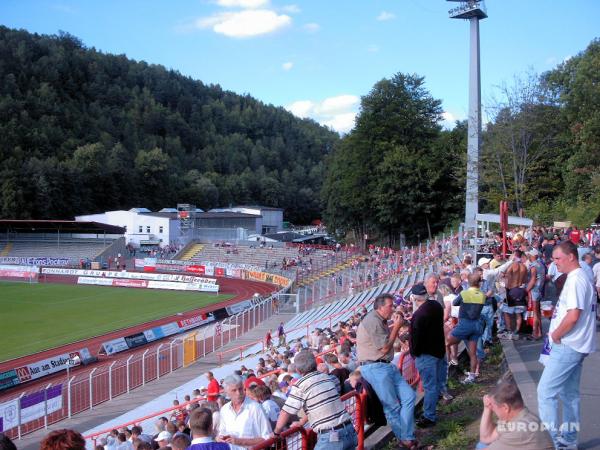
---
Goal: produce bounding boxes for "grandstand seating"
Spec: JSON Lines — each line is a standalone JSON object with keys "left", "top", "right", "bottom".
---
{"left": 2, "top": 240, "right": 113, "bottom": 261}
{"left": 177, "top": 243, "right": 204, "bottom": 260}
{"left": 230, "top": 262, "right": 436, "bottom": 361}
{"left": 296, "top": 257, "right": 359, "bottom": 287}
{"left": 0, "top": 242, "right": 12, "bottom": 256}
{"left": 186, "top": 244, "right": 338, "bottom": 269}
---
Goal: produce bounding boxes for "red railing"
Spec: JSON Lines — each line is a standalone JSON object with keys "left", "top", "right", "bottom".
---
{"left": 251, "top": 390, "right": 366, "bottom": 450}
{"left": 84, "top": 395, "right": 207, "bottom": 446}
{"left": 84, "top": 366, "right": 285, "bottom": 444}
{"left": 251, "top": 425, "right": 311, "bottom": 450}
{"left": 216, "top": 339, "right": 265, "bottom": 365}
{"left": 2, "top": 296, "right": 281, "bottom": 441}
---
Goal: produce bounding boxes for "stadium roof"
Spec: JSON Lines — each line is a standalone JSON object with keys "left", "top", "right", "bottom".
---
{"left": 210, "top": 205, "right": 283, "bottom": 212}
{"left": 198, "top": 212, "right": 261, "bottom": 219}
{"left": 0, "top": 220, "right": 125, "bottom": 234}
{"left": 141, "top": 211, "right": 261, "bottom": 219}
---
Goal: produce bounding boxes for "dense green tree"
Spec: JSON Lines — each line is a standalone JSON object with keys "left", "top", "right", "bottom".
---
{"left": 542, "top": 39, "right": 600, "bottom": 201}
{"left": 480, "top": 40, "right": 599, "bottom": 224}
{"left": 0, "top": 26, "right": 338, "bottom": 223}
{"left": 323, "top": 73, "right": 462, "bottom": 243}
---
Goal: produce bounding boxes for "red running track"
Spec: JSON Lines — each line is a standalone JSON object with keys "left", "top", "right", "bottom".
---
{"left": 0, "top": 276, "right": 277, "bottom": 399}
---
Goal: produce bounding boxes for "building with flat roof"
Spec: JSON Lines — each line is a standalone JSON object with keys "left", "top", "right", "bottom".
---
{"left": 209, "top": 205, "right": 283, "bottom": 234}
{"left": 75, "top": 206, "right": 281, "bottom": 246}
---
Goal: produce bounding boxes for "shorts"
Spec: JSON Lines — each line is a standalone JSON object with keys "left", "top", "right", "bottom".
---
{"left": 530, "top": 289, "right": 541, "bottom": 301}
{"left": 450, "top": 318, "right": 483, "bottom": 342}
{"left": 502, "top": 305, "right": 525, "bottom": 314}
{"left": 507, "top": 287, "right": 527, "bottom": 308}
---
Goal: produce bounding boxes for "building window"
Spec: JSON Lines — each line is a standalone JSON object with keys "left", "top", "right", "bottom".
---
{"left": 146, "top": 226, "right": 151, "bottom": 233}
{"left": 159, "top": 226, "right": 163, "bottom": 234}
{"left": 138, "top": 226, "right": 142, "bottom": 233}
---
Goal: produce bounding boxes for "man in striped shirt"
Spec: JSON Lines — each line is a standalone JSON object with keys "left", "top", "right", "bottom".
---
{"left": 272, "top": 350, "right": 357, "bottom": 450}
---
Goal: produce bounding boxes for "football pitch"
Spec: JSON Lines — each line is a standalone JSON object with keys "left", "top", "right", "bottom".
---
{"left": 0, "top": 282, "right": 234, "bottom": 362}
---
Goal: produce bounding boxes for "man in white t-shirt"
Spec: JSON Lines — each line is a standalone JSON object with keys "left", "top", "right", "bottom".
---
{"left": 217, "top": 374, "right": 272, "bottom": 450}
{"left": 537, "top": 241, "right": 596, "bottom": 450}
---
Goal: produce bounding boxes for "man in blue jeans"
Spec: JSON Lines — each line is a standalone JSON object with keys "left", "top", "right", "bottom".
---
{"left": 447, "top": 272, "right": 486, "bottom": 384}
{"left": 357, "top": 293, "right": 417, "bottom": 449}
{"left": 537, "top": 241, "right": 596, "bottom": 450}
{"left": 409, "top": 283, "right": 446, "bottom": 428}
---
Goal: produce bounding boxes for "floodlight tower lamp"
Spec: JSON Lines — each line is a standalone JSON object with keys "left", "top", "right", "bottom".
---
{"left": 447, "top": 0, "right": 487, "bottom": 248}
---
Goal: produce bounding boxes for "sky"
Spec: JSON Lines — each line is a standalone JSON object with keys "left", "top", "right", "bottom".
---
{"left": 1, "top": 0, "right": 599, "bottom": 134}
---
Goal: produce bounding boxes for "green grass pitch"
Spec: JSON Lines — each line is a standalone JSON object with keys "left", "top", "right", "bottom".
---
{"left": 0, "top": 282, "right": 234, "bottom": 363}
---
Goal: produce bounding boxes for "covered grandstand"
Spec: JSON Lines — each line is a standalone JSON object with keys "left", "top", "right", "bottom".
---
{"left": 0, "top": 220, "right": 126, "bottom": 265}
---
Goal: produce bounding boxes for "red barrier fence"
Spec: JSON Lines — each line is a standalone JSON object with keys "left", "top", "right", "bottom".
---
{"left": 1, "top": 297, "right": 281, "bottom": 441}
{"left": 251, "top": 391, "right": 366, "bottom": 450}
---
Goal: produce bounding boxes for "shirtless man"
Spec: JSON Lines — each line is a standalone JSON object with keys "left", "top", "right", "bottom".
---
{"left": 500, "top": 250, "right": 528, "bottom": 340}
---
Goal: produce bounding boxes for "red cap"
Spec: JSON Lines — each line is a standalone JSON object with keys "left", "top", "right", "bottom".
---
{"left": 244, "top": 376, "right": 265, "bottom": 390}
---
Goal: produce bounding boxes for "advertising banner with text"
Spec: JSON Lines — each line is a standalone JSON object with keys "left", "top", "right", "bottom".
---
{"left": 43, "top": 267, "right": 216, "bottom": 284}
{"left": 0, "top": 257, "right": 68, "bottom": 266}
{"left": 0, "top": 385, "right": 63, "bottom": 431}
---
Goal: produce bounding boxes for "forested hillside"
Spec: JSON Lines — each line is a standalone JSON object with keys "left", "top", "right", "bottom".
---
{"left": 0, "top": 27, "right": 339, "bottom": 222}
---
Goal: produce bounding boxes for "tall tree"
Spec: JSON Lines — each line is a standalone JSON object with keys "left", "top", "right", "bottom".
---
{"left": 482, "top": 73, "right": 565, "bottom": 214}
{"left": 542, "top": 39, "right": 600, "bottom": 201}
{"left": 323, "top": 72, "right": 462, "bottom": 243}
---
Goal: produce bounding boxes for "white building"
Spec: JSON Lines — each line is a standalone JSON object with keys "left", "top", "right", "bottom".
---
{"left": 75, "top": 209, "right": 181, "bottom": 248}
{"left": 76, "top": 205, "right": 282, "bottom": 247}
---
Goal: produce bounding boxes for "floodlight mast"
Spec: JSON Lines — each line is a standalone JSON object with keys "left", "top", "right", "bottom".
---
{"left": 448, "top": 1, "right": 487, "bottom": 254}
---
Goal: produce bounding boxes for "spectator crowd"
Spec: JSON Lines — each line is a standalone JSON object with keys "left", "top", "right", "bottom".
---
{"left": 4, "top": 224, "right": 598, "bottom": 450}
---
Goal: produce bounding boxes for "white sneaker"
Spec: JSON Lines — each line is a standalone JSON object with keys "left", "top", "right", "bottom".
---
{"left": 498, "top": 332, "right": 512, "bottom": 340}
{"left": 511, "top": 333, "right": 520, "bottom": 341}
{"left": 441, "top": 391, "right": 454, "bottom": 401}
{"left": 556, "top": 437, "right": 578, "bottom": 450}
{"left": 461, "top": 373, "right": 477, "bottom": 384}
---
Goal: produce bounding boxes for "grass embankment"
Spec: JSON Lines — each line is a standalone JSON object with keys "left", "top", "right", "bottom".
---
{"left": 385, "top": 342, "right": 506, "bottom": 449}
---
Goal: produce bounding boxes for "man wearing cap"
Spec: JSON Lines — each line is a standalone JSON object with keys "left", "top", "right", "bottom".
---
{"left": 526, "top": 249, "right": 546, "bottom": 339}
{"left": 154, "top": 431, "right": 172, "bottom": 449}
{"left": 409, "top": 283, "right": 446, "bottom": 428}
{"left": 243, "top": 375, "right": 265, "bottom": 392}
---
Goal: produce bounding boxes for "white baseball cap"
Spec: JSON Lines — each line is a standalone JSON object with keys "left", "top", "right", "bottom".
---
{"left": 477, "top": 257, "right": 491, "bottom": 267}
{"left": 154, "top": 431, "right": 172, "bottom": 443}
